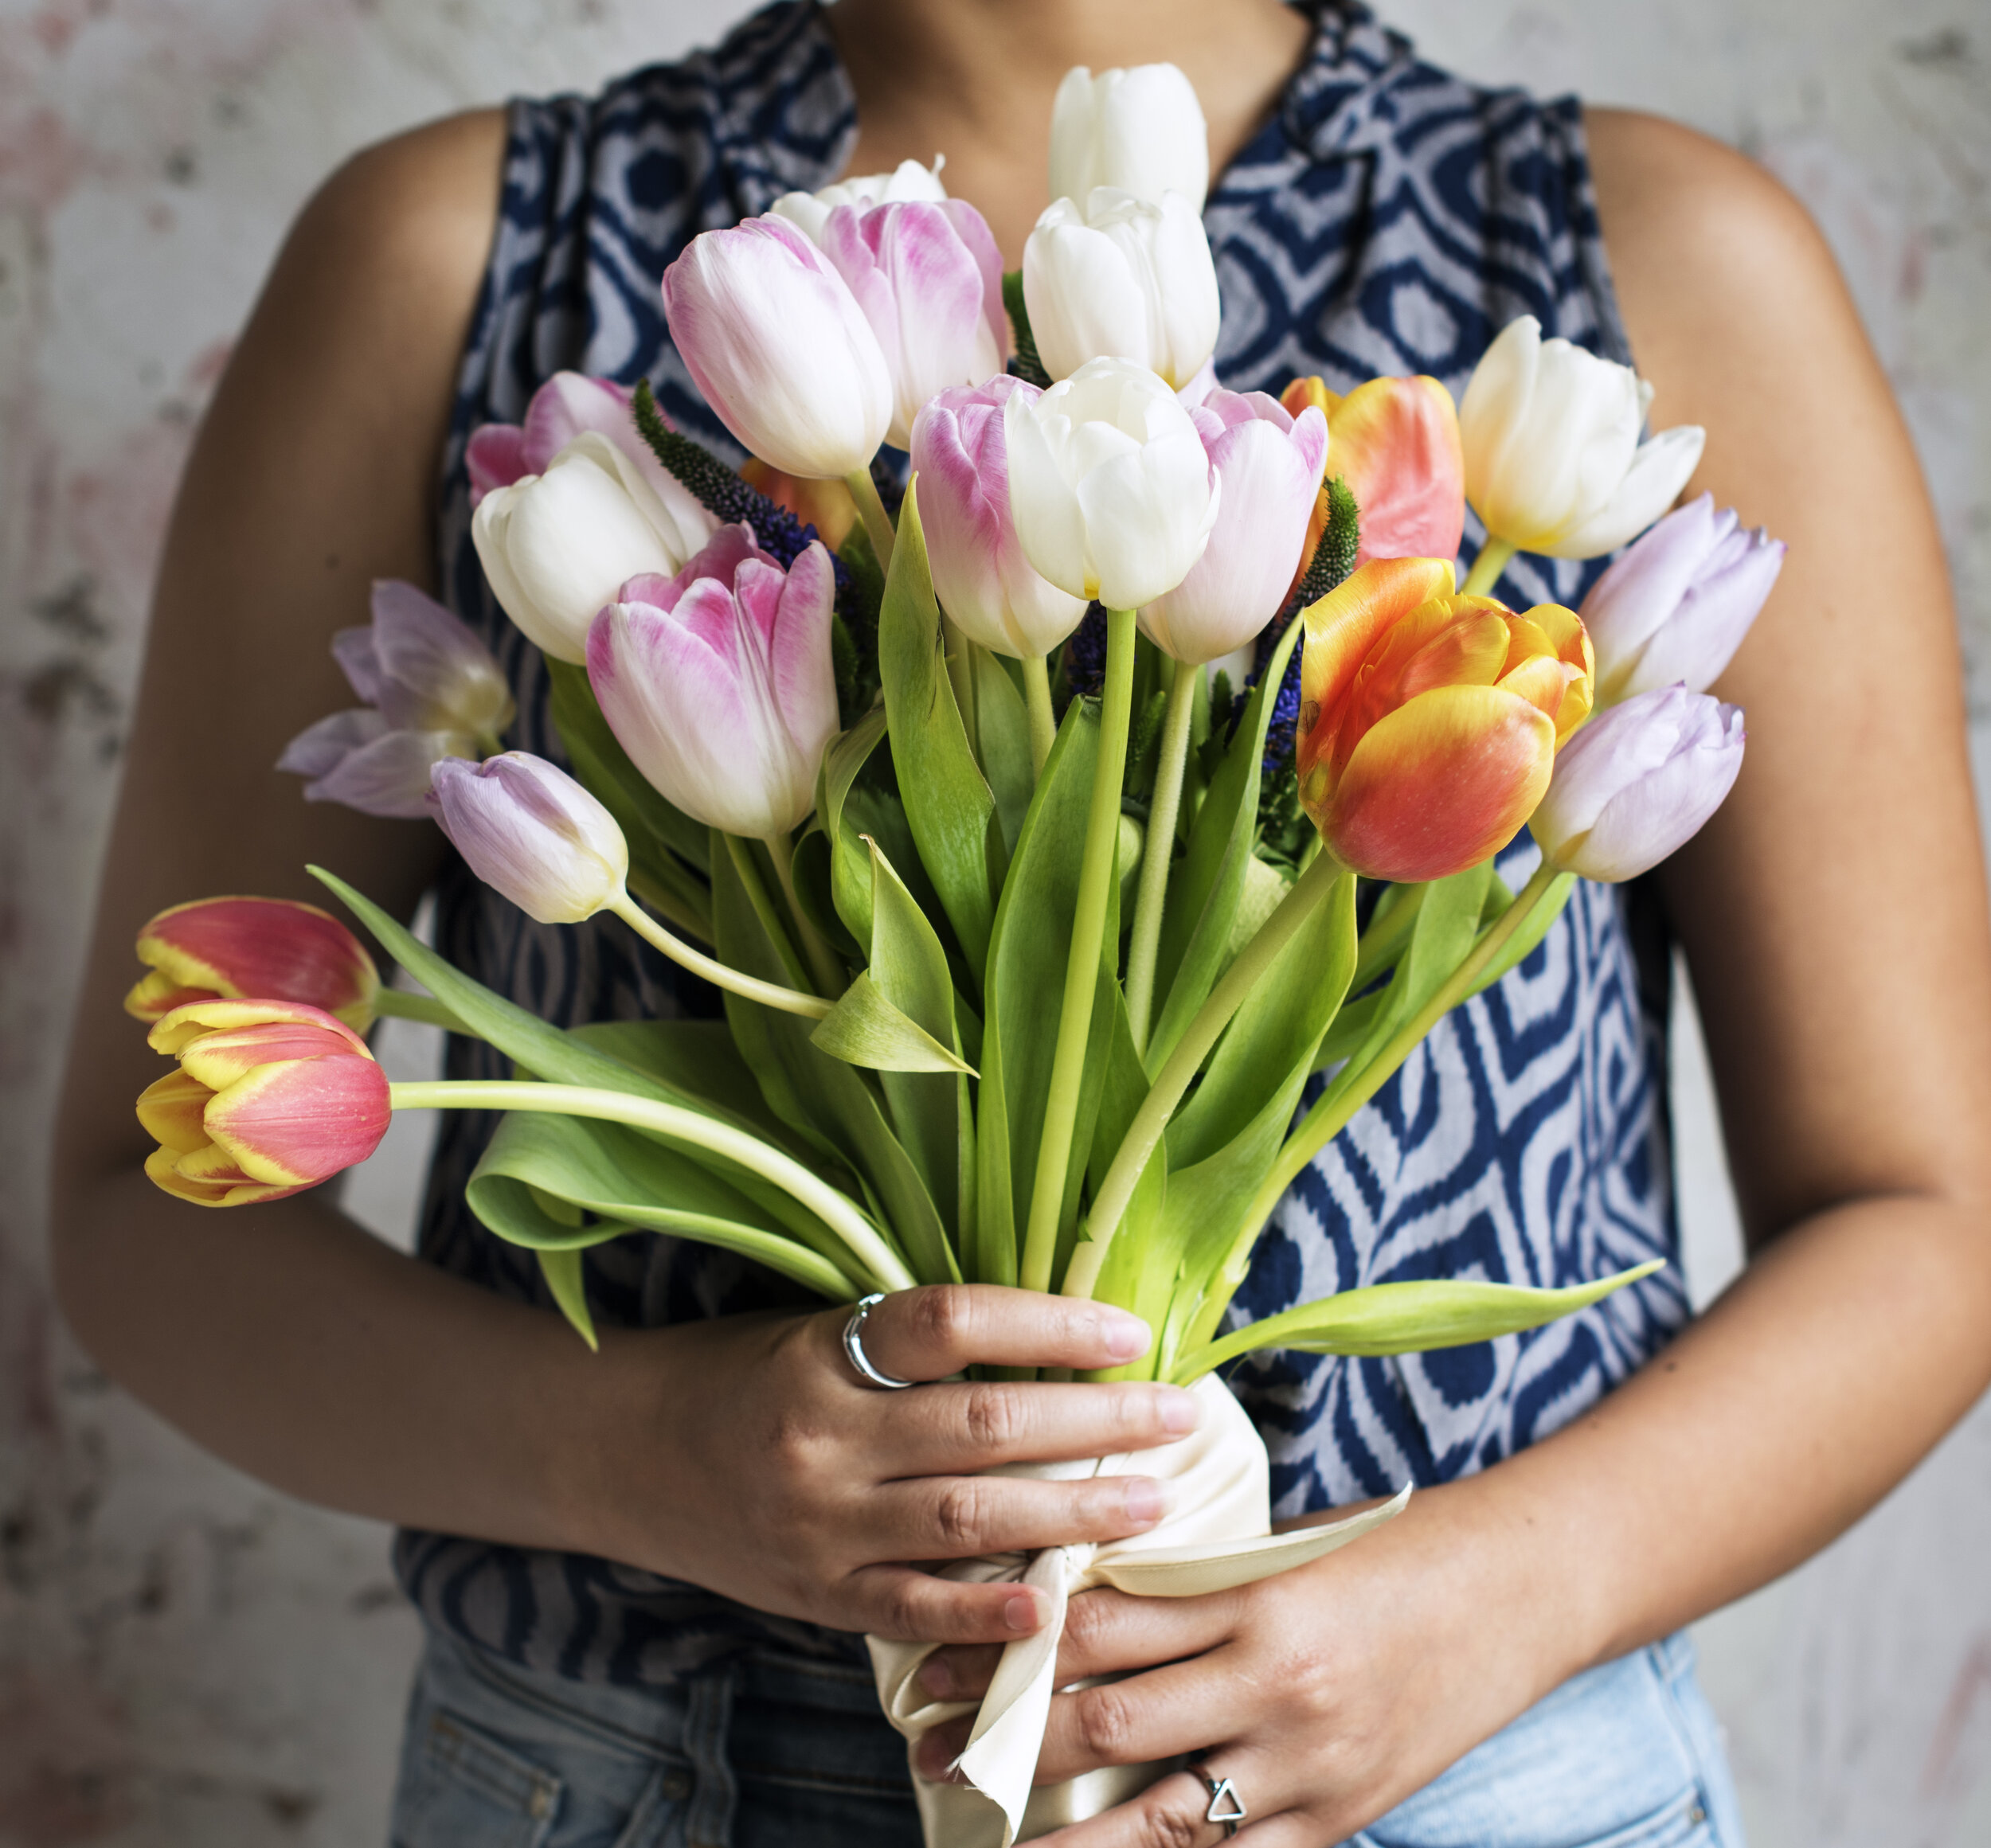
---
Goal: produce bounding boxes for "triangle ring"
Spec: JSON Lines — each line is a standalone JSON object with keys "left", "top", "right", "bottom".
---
{"left": 1194, "top": 1766, "right": 1247, "bottom": 1837}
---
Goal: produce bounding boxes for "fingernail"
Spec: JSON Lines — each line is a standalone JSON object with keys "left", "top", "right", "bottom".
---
{"left": 1004, "top": 1591, "right": 1042, "bottom": 1632}
{"left": 1101, "top": 1311, "right": 1152, "bottom": 1361}
{"left": 918, "top": 1656, "right": 954, "bottom": 1700}
{"left": 1123, "top": 1477, "right": 1168, "bottom": 1525}
{"left": 1158, "top": 1387, "right": 1201, "bottom": 1434}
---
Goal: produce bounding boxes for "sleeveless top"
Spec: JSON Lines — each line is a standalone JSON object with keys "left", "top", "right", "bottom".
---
{"left": 397, "top": 0, "right": 1686, "bottom": 1689}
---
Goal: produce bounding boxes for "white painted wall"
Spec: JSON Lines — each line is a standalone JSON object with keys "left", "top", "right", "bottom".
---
{"left": 2, "top": 2, "right": 1985, "bottom": 1842}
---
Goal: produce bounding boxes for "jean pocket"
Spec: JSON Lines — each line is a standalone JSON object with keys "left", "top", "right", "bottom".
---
{"left": 393, "top": 1704, "right": 563, "bottom": 1848}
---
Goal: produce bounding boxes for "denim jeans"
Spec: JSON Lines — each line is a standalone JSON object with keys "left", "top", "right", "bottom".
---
{"left": 387, "top": 1628, "right": 1744, "bottom": 1847}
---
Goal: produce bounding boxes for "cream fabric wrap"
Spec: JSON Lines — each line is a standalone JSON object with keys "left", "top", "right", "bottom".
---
{"left": 867, "top": 1374, "right": 1411, "bottom": 1846}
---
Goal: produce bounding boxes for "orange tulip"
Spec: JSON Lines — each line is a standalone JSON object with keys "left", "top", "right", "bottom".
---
{"left": 1296, "top": 557, "right": 1592, "bottom": 881}
{"left": 1282, "top": 374, "right": 1464, "bottom": 570}
{"left": 125, "top": 896, "right": 379, "bottom": 1032}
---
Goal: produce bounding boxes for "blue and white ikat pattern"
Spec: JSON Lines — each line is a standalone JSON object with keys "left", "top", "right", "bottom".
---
{"left": 397, "top": 0, "right": 1685, "bottom": 1686}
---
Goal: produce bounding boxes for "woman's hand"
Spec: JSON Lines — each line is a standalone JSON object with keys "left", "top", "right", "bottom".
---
{"left": 582, "top": 1284, "right": 1205, "bottom": 1647}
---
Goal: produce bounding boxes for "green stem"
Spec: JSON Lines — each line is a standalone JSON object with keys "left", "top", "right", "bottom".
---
{"left": 604, "top": 888, "right": 829, "bottom": 1020}
{"left": 765, "top": 830, "right": 846, "bottom": 1000}
{"left": 1182, "top": 858, "right": 1567, "bottom": 1350}
{"left": 387, "top": 1080, "right": 912, "bottom": 1291}
{"left": 844, "top": 467, "right": 896, "bottom": 572}
{"left": 1063, "top": 850, "right": 1351, "bottom": 1303}
{"left": 721, "top": 835, "right": 816, "bottom": 994}
{"left": 1460, "top": 536, "right": 1516, "bottom": 599}
{"left": 1018, "top": 607, "right": 1137, "bottom": 1294}
{"left": 1123, "top": 654, "right": 1197, "bottom": 1056}
{"left": 1349, "top": 882, "right": 1428, "bottom": 995}
{"left": 1022, "top": 654, "right": 1056, "bottom": 778}
{"left": 372, "top": 990, "right": 471, "bottom": 1034}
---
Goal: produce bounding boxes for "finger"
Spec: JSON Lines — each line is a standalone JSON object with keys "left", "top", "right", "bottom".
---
{"left": 851, "top": 1565, "right": 1050, "bottom": 1646}
{"left": 851, "top": 1285, "right": 1156, "bottom": 1382}
{"left": 1034, "top": 1651, "right": 1256, "bottom": 1784}
{"left": 1028, "top": 1759, "right": 1289, "bottom": 1848}
{"left": 872, "top": 1471, "right": 1172, "bottom": 1563}
{"left": 885, "top": 1379, "right": 1202, "bottom": 1476}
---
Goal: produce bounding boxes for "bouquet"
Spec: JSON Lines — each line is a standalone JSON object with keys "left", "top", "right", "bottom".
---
{"left": 124, "top": 61, "right": 1780, "bottom": 1848}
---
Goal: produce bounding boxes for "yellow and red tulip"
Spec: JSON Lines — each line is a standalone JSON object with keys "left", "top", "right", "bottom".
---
{"left": 124, "top": 897, "right": 379, "bottom": 1033}
{"left": 1282, "top": 374, "right": 1464, "bottom": 570}
{"left": 1295, "top": 557, "right": 1594, "bottom": 882}
{"left": 137, "top": 1000, "right": 391, "bottom": 1208}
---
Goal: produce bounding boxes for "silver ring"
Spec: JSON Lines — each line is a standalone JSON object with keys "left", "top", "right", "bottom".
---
{"left": 1194, "top": 1765, "right": 1246, "bottom": 1837}
{"left": 843, "top": 1292, "right": 917, "bottom": 1390}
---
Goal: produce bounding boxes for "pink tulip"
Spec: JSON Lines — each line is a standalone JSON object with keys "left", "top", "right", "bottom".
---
{"left": 1137, "top": 389, "right": 1328, "bottom": 665}
{"left": 428, "top": 752, "right": 631, "bottom": 924}
{"left": 1530, "top": 684, "right": 1745, "bottom": 881}
{"left": 910, "top": 378, "right": 1089, "bottom": 659}
{"left": 278, "top": 580, "right": 515, "bottom": 818}
{"left": 588, "top": 525, "right": 839, "bottom": 839}
{"left": 138, "top": 999, "right": 390, "bottom": 1208}
{"left": 1579, "top": 494, "right": 1784, "bottom": 705}
{"left": 661, "top": 217, "right": 894, "bottom": 479}
{"left": 125, "top": 897, "right": 380, "bottom": 1032}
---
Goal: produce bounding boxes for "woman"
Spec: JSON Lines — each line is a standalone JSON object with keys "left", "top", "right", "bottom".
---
{"left": 51, "top": 1, "right": 1991, "bottom": 1843}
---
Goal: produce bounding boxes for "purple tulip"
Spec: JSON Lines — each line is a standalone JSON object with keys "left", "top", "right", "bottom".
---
{"left": 1136, "top": 389, "right": 1328, "bottom": 666}
{"left": 1531, "top": 685, "right": 1745, "bottom": 881}
{"left": 587, "top": 524, "right": 839, "bottom": 840}
{"left": 1581, "top": 493, "right": 1785, "bottom": 704}
{"left": 816, "top": 200, "right": 1006, "bottom": 451}
{"left": 428, "top": 752, "right": 629, "bottom": 924}
{"left": 910, "top": 378, "right": 1089, "bottom": 659}
{"left": 277, "top": 581, "right": 516, "bottom": 818}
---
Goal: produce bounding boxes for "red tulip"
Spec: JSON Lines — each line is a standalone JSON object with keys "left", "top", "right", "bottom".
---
{"left": 124, "top": 897, "right": 379, "bottom": 1032}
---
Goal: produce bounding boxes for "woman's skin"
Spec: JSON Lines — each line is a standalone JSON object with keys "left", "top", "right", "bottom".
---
{"left": 50, "top": 0, "right": 1991, "bottom": 1842}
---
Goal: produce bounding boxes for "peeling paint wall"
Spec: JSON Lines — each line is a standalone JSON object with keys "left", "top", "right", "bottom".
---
{"left": 2, "top": 3, "right": 1986, "bottom": 1845}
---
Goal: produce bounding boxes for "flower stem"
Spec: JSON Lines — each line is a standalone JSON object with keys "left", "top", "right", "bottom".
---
{"left": 604, "top": 888, "right": 830, "bottom": 1019}
{"left": 844, "top": 467, "right": 896, "bottom": 572}
{"left": 1460, "top": 536, "right": 1516, "bottom": 599}
{"left": 386, "top": 1079, "right": 912, "bottom": 1291}
{"left": 1181, "top": 858, "right": 1567, "bottom": 1350}
{"left": 372, "top": 990, "right": 471, "bottom": 1034}
{"left": 765, "top": 830, "right": 846, "bottom": 999}
{"left": 1123, "top": 653, "right": 1197, "bottom": 1057}
{"left": 1018, "top": 606, "right": 1136, "bottom": 1295}
{"left": 1023, "top": 654, "right": 1056, "bottom": 778}
{"left": 721, "top": 835, "right": 816, "bottom": 994}
{"left": 1062, "top": 850, "right": 1351, "bottom": 1302}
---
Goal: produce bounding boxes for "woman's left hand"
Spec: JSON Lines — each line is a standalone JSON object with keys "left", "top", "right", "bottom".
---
{"left": 910, "top": 1483, "right": 1578, "bottom": 1846}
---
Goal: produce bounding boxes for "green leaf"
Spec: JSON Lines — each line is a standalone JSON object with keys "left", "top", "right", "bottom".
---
{"left": 1001, "top": 270, "right": 1050, "bottom": 388}
{"left": 812, "top": 973, "right": 974, "bottom": 1074}
{"left": 1170, "top": 1262, "right": 1666, "bottom": 1382}
{"left": 537, "top": 1248, "right": 599, "bottom": 1350}
{"left": 972, "top": 645, "right": 1035, "bottom": 854}
{"left": 877, "top": 482, "right": 997, "bottom": 985}
{"left": 1467, "top": 869, "right": 1578, "bottom": 997}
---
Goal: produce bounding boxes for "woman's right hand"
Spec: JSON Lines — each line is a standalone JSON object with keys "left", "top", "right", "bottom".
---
{"left": 583, "top": 1285, "right": 1203, "bottom": 1644}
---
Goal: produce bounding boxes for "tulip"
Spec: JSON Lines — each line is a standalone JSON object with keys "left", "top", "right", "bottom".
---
{"left": 1048, "top": 63, "right": 1210, "bottom": 212}
{"left": 1531, "top": 685, "right": 1744, "bottom": 881}
{"left": 1003, "top": 357, "right": 1220, "bottom": 612}
{"left": 1459, "top": 315, "right": 1705, "bottom": 566}
{"left": 816, "top": 200, "right": 1006, "bottom": 451}
{"left": 769, "top": 157, "right": 948, "bottom": 244}
{"left": 276, "top": 580, "right": 516, "bottom": 818}
{"left": 1139, "top": 389, "right": 1329, "bottom": 666}
{"left": 1579, "top": 493, "right": 1784, "bottom": 705}
{"left": 138, "top": 999, "right": 389, "bottom": 1207}
{"left": 660, "top": 215, "right": 894, "bottom": 481}
{"left": 472, "top": 433, "right": 706, "bottom": 663}
{"left": 428, "top": 752, "right": 630, "bottom": 925}
{"left": 1281, "top": 374, "right": 1464, "bottom": 568}
{"left": 1296, "top": 557, "right": 1594, "bottom": 882}
{"left": 588, "top": 525, "right": 839, "bottom": 841}
{"left": 1022, "top": 189, "right": 1220, "bottom": 390}
{"left": 911, "top": 379, "right": 1090, "bottom": 659}
{"left": 124, "top": 897, "right": 380, "bottom": 1032}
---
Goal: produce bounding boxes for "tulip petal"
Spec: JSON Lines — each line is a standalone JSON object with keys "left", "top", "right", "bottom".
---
{"left": 303, "top": 727, "right": 470, "bottom": 819}
{"left": 204, "top": 1053, "right": 392, "bottom": 1186}
{"left": 467, "top": 423, "right": 530, "bottom": 505}
{"left": 1024, "top": 219, "right": 1152, "bottom": 384}
{"left": 366, "top": 580, "right": 516, "bottom": 736}
{"left": 330, "top": 626, "right": 388, "bottom": 706}
{"left": 428, "top": 752, "right": 629, "bottom": 924}
{"left": 135, "top": 1070, "right": 215, "bottom": 1155}
{"left": 769, "top": 542, "right": 841, "bottom": 772}
{"left": 1551, "top": 424, "right": 1707, "bottom": 558}
{"left": 144, "top": 1143, "right": 300, "bottom": 1208}
{"left": 276, "top": 708, "right": 388, "bottom": 781}
{"left": 129, "top": 901, "right": 378, "bottom": 1029}
{"left": 1299, "top": 557, "right": 1458, "bottom": 722}
{"left": 1320, "top": 374, "right": 1465, "bottom": 566}
{"left": 147, "top": 996, "right": 373, "bottom": 1056}
{"left": 178, "top": 1017, "right": 376, "bottom": 1091}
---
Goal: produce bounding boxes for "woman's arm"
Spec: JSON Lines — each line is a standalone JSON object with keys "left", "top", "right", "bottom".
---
{"left": 913, "top": 114, "right": 1991, "bottom": 1843}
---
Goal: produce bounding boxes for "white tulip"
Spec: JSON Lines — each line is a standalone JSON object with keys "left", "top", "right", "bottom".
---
{"left": 1460, "top": 315, "right": 1706, "bottom": 559}
{"left": 769, "top": 157, "right": 948, "bottom": 244}
{"left": 1002, "top": 357, "right": 1220, "bottom": 611}
{"left": 471, "top": 433, "right": 700, "bottom": 664}
{"left": 1023, "top": 188, "right": 1221, "bottom": 390}
{"left": 1049, "top": 64, "right": 1209, "bottom": 212}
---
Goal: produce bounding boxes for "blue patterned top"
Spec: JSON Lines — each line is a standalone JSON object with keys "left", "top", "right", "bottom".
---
{"left": 397, "top": 0, "right": 1684, "bottom": 1688}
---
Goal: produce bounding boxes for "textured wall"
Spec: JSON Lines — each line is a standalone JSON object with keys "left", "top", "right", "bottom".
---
{"left": 2, "top": 2, "right": 1986, "bottom": 1845}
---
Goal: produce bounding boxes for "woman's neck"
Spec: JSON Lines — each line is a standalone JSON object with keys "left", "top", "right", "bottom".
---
{"left": 824, "top": 0, "right": 1315, "bottom": 264}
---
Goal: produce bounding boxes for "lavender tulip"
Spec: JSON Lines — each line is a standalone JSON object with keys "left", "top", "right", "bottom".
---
{"left": 587, "top": 525, "right": 839, "bottom": 840}
{"left": 911, "top": 378, "right": 1089, "bottom": 659}
{"left": 1531, "top": 685, "right": 1745, "bottom": 881}
{"left": 428, "top": 752, "right": 629, "bottom": 924}
{"left": 660, "top": 216, "right": 893, "bottom": 480}
{"left": 1581, "top": 493, "right": 1784, "bottom": 704}
{"left": 1138, "top": 389, "right": 1328, "bottom": 665}
{"left": 278, "top": 581, "right": 515, "bottom": 818}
